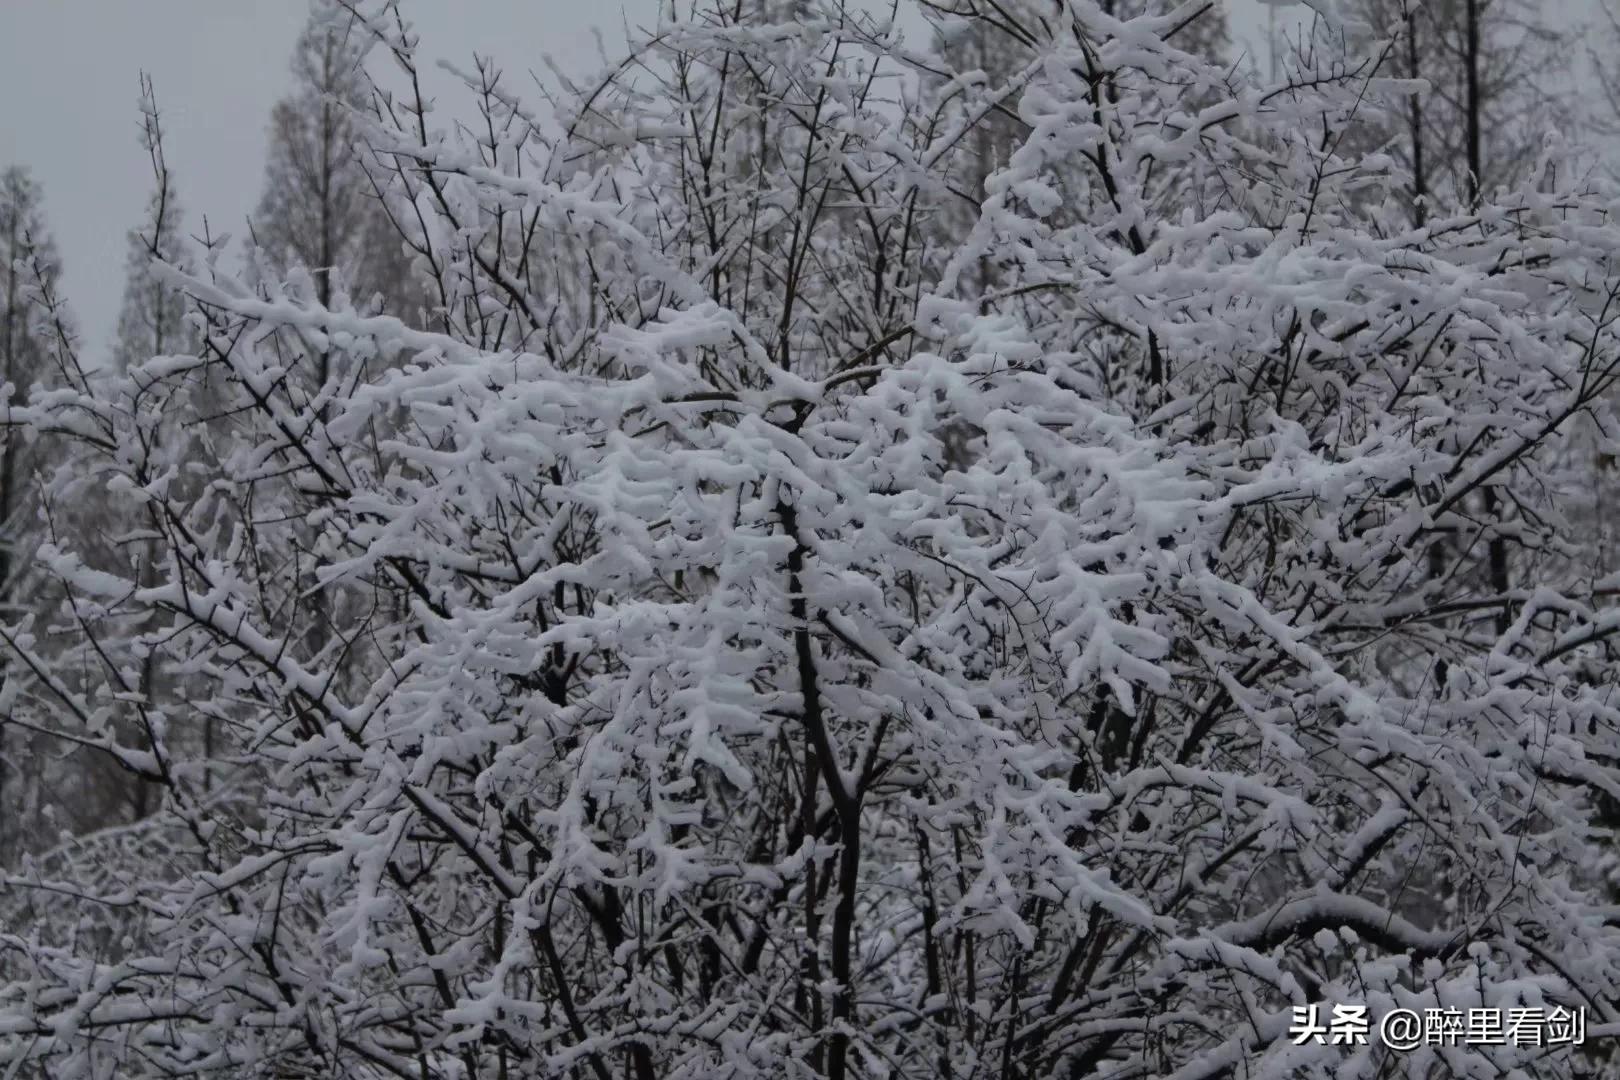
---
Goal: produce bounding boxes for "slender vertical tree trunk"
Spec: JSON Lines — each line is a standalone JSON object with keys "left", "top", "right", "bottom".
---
{"left": 1407, "top": 11, "right": 1427, "bottom": 230}
{"left": 1465, "top": 0, "right": 1482, "bottom": 209}
{"left": 1410, "top": 13, "right": 1452, "bottom": 602}
{"left": 134, "top": 287, "right": 169, "bottom": 821}
{"left": 0, "top": 208, "right": 16, "bottom": 865}
{"left": 1464, "top": 0, "right": 1512, "bottom": 635}
{"left": 305, "top": 66, "right": 337, "bottom": 671}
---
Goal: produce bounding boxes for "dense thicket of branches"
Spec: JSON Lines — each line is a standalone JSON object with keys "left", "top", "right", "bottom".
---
{"left": 3, "top": 1, "right": 1620, "bottom": 1078}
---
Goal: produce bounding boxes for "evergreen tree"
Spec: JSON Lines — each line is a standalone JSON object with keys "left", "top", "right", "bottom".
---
{"left": 253, "top": 0, "right": 419, "bottom": 325}
{"left": 0, "top": 165, "right": 65, "bottom": 865}
{"left": 0, "top": 168, "right": 57, "bottom": 618}
{"left": 254, "top": 2, "right": 428, "bottom": 667}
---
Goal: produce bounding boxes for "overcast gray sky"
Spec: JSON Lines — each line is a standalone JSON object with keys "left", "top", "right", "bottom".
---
{"left": 0, "top": 2, "right": 1396, "bottom": 364}
{"left": 0, "top": 1, "right": 669, "bottom": 364}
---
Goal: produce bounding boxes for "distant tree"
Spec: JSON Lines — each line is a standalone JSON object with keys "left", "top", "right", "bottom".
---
{"left": 1343, "top": 0, "right": 1565, "bottom": 222}
{"left": 252, "top": 1, "right": 434, "bottom": 666}
{"left": 0, "top": 165, "right": 67, "bottom": 865}
{"left": 253, "top": 0, "right": 419, "bottom": 329}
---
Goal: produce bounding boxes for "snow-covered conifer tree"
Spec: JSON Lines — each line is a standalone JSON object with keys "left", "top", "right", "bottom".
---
{"left": 0, "top": 165, "right": 72, "bottom": 867}
{"left": 254, "top": 0, "right": 421, "bottom": 324}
